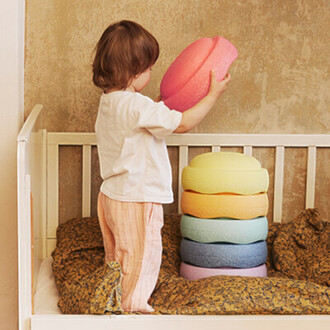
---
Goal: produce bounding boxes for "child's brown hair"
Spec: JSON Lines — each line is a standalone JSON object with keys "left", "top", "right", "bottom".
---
{"left": 93, "top": 20, "right": 159, "bottom": 92}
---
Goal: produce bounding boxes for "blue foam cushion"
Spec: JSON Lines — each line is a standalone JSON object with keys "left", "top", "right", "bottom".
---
{"left": 180, "top": 238, "right": 267, "bottom": 268}
{"left": 180, "top": 215, "right": 268, "bottom": 244}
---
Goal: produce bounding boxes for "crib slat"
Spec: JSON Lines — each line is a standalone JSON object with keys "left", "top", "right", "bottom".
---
{"left": 46, "top": 239, "right": 57, "bottom": 257}
{"left": 82, "top": 145, "right": 92, "bottom": 218}
{"left": 273, "top": 146, "right": 285, "bottom": 223}
{"left": 244, "top": 146, "right": 253, "bottom": 156}
{"left": 47, "top": 144, "right": 59, "bottom": 238}
{"left": 212, "top": 146, "right": 221, "bottom": 152}
{"left": 41, "top": 130, "right": 47, "bottom": 259}
{"left": 305, "top": 146, "right": 316, "bottom": 209}
{"left": 178, "top": 146, "right": 188, "bottom": 213}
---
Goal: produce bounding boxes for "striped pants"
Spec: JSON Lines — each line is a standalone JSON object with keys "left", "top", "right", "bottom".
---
{"left": 97, "top": 192, "right": 163, "bottom": 313}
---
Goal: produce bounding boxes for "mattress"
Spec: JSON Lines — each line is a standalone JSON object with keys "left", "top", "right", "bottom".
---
{"left": 34, "top": 256, "right": 61, "bottom": 314}
{"left": 47, "top": 208, "right": 329, "bottom": 315}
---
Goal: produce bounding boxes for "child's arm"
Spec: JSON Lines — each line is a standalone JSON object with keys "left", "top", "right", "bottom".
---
{"left": 174, "top": 71, "right": 231, "bottom": 133}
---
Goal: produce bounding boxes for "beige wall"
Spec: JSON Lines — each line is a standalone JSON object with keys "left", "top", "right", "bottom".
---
{"left": 0, "top": 1, "right": 24, "bottom": 329}
{"left": 25, "top": 3, "right": 329, "bottom": 217}
{"left": 25, "top": 0, "right": 329, "bottom": 134}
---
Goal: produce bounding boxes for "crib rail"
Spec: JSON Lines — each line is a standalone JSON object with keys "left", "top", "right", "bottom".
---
{"left": 44, "top": 131, "right": 330, "bottom": 255}
{"left": 17, "top": 104, "right": 45, "bottom": 328}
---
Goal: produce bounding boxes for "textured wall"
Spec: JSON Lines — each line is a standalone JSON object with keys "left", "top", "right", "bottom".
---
{"left": 25, "top": 0, "right": 329, "bottom": 223}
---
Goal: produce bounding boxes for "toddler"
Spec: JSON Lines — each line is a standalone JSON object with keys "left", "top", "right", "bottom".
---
{"left": 93, "top": 20, "right": 231, "bottom": 313}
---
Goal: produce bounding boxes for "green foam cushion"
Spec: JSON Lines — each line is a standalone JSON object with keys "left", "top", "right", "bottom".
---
{"left": 180, "top": 214, "right": 268, "bottom": 244}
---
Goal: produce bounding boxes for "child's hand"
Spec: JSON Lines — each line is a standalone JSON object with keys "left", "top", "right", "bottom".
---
{"left": 174, "top": 71, "right": 231, "bottom": 133}
{"left": 208, "top": 71, "right": 231, "bottom": 101}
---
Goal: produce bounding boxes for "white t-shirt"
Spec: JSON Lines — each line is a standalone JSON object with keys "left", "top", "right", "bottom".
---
{"left": 95, "top": 91, "right": 182, "bottom": 203}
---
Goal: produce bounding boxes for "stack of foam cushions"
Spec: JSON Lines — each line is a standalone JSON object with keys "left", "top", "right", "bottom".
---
{"left": 179, "top": 152, "right": 270, "bottom": 280}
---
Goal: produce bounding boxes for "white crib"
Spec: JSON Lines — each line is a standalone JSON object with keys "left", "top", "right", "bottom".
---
{"left": 17, "top": 104, "right": 330, "bottom": 330}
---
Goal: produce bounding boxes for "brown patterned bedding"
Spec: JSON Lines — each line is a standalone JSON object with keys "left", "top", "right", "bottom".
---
{"left": 52, "top": 208, "right": 330, "bottom": 315}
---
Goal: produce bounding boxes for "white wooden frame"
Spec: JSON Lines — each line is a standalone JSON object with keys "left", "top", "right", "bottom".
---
{"left": 18, "top": 105, "right": 330, "bottom": 330}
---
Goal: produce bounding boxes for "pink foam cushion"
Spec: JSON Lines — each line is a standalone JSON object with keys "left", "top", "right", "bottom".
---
{"left": 180, "top": 262, "right": 267, "bottom": 280}
{"left": 160, "top": 36, "right": 238, "bottom": 112}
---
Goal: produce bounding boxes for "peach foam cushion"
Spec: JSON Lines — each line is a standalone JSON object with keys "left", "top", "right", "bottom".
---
{"left": 180, "top": 262, "right": 267, "bottom": 280}
{"left": 180, "top": 215, "right": 268, "bottom": 244}
{"left": 181, "top": 191, "right": 268, "bottom": 219}
{"left": 182, "top": 152, "right": 269, "bottom": 195}
{"left": 160, "top": 36, "right": 238, "bottom": 112}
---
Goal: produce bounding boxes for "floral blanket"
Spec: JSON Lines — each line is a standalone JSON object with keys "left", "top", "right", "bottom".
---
{"left": 52, "top": 208, "right": 330, "bottom": 315}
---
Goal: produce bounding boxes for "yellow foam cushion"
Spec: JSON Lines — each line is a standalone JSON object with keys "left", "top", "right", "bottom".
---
{"left": 182, "top": 152, "right": 269, "bottom": 195}
{"left": 181, "top": 191, "right": 269, "bottom": 219}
